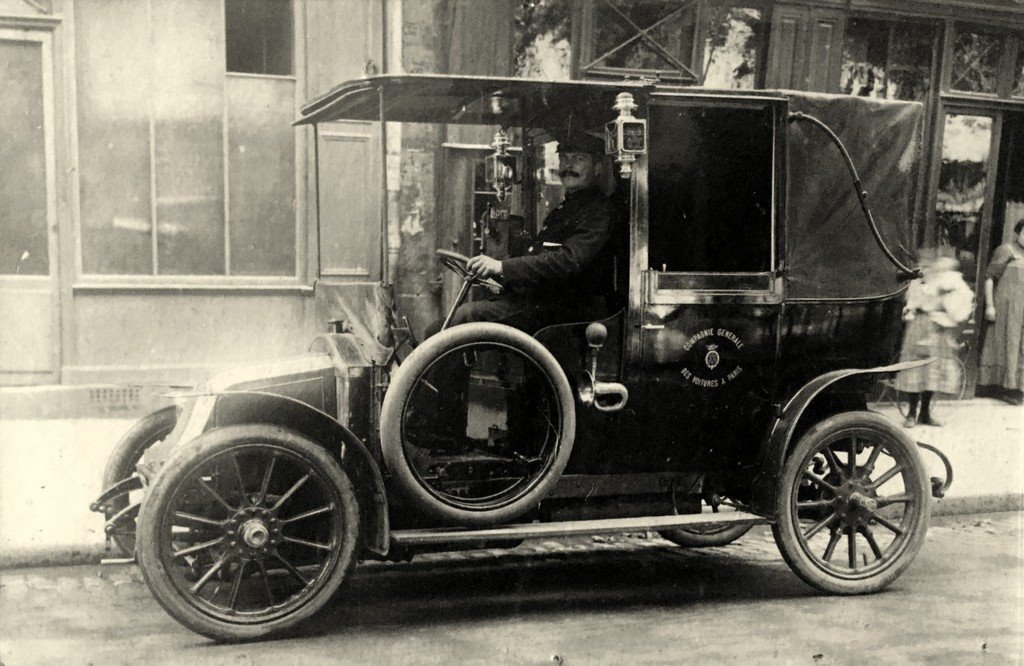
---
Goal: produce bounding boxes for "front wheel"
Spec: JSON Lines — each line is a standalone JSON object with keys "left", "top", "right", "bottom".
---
{"left": 773, "top": 411, "right": 931, "bottom": 595}
{"left": 136, "top": 425, "right": 360, "bottom": 642}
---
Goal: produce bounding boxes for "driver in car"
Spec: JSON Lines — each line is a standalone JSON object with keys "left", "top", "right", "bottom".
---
{"left": 427, "top": 131, "right": 618, "bottom": 336}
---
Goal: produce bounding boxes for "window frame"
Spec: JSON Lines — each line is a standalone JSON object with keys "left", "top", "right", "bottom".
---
{"left": 71, "top": 0, "right": 308, "bottom": 292}
{"left": 578, "top": 0, "right": 702, "bottom": 82}
{"left": 944, "top": 22, "right": 1019, "bottom": 100}
{"left": 839, "top": 15, "right": 941, "bottom": 102}
{"left": 693, "top": 0, "right": 770, "bottom": 89}
{"left": 639, "top": 93, "right": 785, "bottom": 303}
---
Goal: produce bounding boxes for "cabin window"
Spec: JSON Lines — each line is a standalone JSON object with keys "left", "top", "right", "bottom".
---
{"left": 225, "top": 0, "right": 294, "bottom": 76}
{"left": 646, "top": 102, "right": 773, "bottom": 274}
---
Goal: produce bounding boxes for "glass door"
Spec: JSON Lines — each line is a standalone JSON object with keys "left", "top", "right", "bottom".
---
{"left": 0, "top": 29, "right": 59, "bottom": 384}
{"left": 933, "top": 109, "right": 1001, "bottom": 391}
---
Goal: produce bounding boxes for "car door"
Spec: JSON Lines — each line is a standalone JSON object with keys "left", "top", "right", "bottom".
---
{"left": 622, "top": 93, "right": 788, "bottom": 473}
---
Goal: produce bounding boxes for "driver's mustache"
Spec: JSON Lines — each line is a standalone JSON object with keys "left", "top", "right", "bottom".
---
{"left": 559, "top": 170, "right": 580, "bottom": 178}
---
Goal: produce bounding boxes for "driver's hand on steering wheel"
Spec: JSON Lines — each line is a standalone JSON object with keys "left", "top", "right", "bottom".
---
{"left": 466, "top": 255, "right": 503, "bottom": 279}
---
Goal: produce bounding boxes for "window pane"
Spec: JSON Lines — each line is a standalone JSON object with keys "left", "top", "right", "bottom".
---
{"left": 842, "top": 19, "right": 934, "bottom": 101}
{"left": 701, "top": 7, "right": 765, "bottom": 89}
{"left": 319, "top": 129, "right": 381, "bottom": 276}
{"left": 887, "top": 24, "right": 934, "bottom": 101}
{"left": 0, "top": 40, "right": 48, "bottom": 274}
{"left": 1014, "top": 42, "right": 1024, "bottom": 97}
{"left": 75, "top": 0, "right": 153, "bottom": 274}
{"left": 225, "top": 0, "right": 293, "bottom": 75}
{"left": 152, "top": 0, "right": 226, "bottom": 275}
{"left": 648, "top": 104, "right": 773, "bottom": 273}
{"left": 591, "top": 0, "right": 695, "bottom": 75}
{"left": 227, "top": 76, "right": 296, "bottom": 275}
{"left": 936, "top": 114, "right": 992, "bottom": 282}
{"left": 841, "top": 18, "right": 888, "bottom": 98}
{"left": 514, "top": 0, "right": 573, "bottom": 80}
{"left": 951, "top": 29, "right": 1002, "bottom": 94}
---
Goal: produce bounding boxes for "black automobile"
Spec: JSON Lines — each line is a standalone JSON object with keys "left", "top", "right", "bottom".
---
{"left": 92, "top": 75, "right": 950, "bottom": 642}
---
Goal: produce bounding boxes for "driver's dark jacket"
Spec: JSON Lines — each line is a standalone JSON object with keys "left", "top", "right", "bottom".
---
{"left": 501, "top": 186, "right": 615, "bottom": 300}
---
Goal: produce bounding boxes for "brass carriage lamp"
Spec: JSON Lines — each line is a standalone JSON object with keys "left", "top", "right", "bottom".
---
{"left": 605, "top": 92, "right": 647, "bottom": 178}
{"left": 484, "top": 128, "right": 516, "bottom": 202}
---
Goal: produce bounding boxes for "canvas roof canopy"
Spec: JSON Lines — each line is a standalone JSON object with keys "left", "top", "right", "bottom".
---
{"left": 298, "top": 75, "right": 922, "bottom": 301}
{"left": 780, "top": 91, "right": 922, "bottom": 299}
{"left": 296, "top": 74, "right": 651, "bottom": 131}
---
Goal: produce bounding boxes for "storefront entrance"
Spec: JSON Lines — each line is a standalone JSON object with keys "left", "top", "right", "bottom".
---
{"left": 933, "top": 103, "right": 1024, "bottom": 393}
{"left": 0, "top": 25, "right": 59, "bottom": 385}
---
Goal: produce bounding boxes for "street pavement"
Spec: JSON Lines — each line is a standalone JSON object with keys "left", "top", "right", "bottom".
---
{"left": 0, "top": 512, "right": 1021, "bottom": 665}
{"left": 1, "top": 397, "right": 1020, "bottom": 568}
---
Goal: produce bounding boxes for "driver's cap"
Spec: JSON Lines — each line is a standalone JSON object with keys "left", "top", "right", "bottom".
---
{"left": 556, "top": 129, "right": 604, "bottom": 156}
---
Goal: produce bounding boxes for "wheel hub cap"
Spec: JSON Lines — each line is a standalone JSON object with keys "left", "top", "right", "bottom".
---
{"left": 832, "top": 478, "right": 879, "bottom": 522}
{"left": 241, "top": 519, "right": 270, "bottom": 548}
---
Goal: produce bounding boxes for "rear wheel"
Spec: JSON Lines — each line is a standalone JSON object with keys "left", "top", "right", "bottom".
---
{"left": 659, "top": 521, "right": 752, "bottom": 548}
{"left": 136, "top": 425, "right": 360, "bottom": 642}
{"left": 772, "top": 411, "right": 930, "bottom": 594}
{"left": 102, "top": 406, "right": 177, "bottom": 556}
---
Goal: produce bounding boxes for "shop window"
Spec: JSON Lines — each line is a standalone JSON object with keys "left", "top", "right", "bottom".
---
{"left": 75, "top": 0, "right": 297, "bottom": 278}
{"left": 841, "top": 18, "right": 934, "bottom": 101}
{"left": 582, "top": 0, "right": 698, "bottom": 80}
{"left": 700, "top": 6, "right": 765, "bottom": 89}
{"left": 227, "top": 77, "right": 296, "bottom": 275}
{"left": 647, "top": 103, "right": 773, "bottom": 273}
{"left": 153, "top": 0, "right": 226, "bottom": 275}
{"left": 0, "top": 41, "right": 48, "bottom": 275}
{"left": 225, "top": 0, "right": 293, "bottom": 76}
{"left": 514, "top": 0, "right": 573, "bottom": 80}
{"left": 951, "top": 29, "right": 1003, "bottom": 95}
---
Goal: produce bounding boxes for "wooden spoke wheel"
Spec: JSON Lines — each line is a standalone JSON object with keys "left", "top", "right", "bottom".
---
{"left": 773, "top": 411, "right": 930, "bottom": 594}
{"left": 659, "top": 521, "right": 752, "bottom": 548}
{"left": 136, "top": 425, "right": 360, "bottom": 642}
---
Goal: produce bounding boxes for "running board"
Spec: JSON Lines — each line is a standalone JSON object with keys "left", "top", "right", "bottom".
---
{"left": 390, "top": 511, "right": 767, "bottom": 547}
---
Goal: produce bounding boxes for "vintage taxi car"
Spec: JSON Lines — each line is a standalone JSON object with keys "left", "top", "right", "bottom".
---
{"left": 92, "top": 75, "right": 950, "bottom": 642}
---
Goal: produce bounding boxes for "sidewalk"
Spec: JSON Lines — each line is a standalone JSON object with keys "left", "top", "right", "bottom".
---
{"left": 0, "top": 393, "right": 1020, "bottom": 568}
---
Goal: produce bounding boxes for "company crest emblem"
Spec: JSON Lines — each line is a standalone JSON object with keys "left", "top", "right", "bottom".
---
{"left": 704, "top": 344, "right": 720, "bottom": 370}
{"left": 680, "top": 328, "right": 746, "bottom": 389}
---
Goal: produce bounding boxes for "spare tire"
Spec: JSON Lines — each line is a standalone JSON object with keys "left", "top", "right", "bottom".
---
{"left": 380, "top": 322, "right": 575, "bottom": 526}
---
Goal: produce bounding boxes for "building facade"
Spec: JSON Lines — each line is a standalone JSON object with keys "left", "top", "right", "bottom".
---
{"left": 1, "top": 0, "right": 1022, "bottom": 391}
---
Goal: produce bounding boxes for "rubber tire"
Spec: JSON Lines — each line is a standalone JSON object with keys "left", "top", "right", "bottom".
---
{"left": 772, "top": 411, "right": 931, "bottom": 595}
{"left": 137, "top": 425, "right": 360, "bottom": 642}
{"left": 380, "top": 322, "right": 576, "bottom": 527}
{"left": 659, "top": 522, "right": 752, "bottom": 548}
{"left": 102, "top": 406, "right": 178, "bottom": 556}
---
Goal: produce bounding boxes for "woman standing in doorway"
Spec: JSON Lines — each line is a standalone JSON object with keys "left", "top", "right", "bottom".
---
{"left": 979, "top": 218, "right": 1024, "bottom": 405}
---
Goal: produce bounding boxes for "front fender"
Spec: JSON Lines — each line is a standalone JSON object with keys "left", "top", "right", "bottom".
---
{"left": 750, "top": 358, "right": 932, "bottom": 518}
{"left": 171, "top": 390, "right": 389, "bottom": 556}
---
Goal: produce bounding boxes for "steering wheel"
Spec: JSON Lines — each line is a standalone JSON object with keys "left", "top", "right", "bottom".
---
{"left": 435, "top": 249, "right": 503, "bottom": 292}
